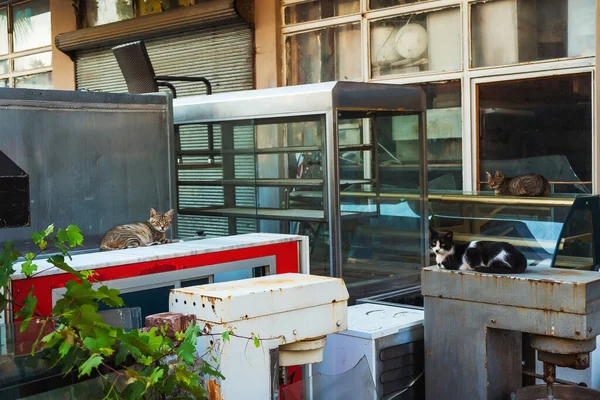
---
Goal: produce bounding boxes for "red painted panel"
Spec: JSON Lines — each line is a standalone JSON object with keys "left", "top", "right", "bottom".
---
{"left": 12, "top": 241, "right": 300, "bottom": 317}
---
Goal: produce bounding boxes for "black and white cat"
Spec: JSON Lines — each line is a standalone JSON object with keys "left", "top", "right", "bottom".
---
{"left": 429, "top": 226, "right": 527, "bottom": 273}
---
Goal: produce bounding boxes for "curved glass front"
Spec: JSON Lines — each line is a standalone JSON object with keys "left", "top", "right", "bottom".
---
{"left": 429, "top": 192, "right": 599, "bottom": 271}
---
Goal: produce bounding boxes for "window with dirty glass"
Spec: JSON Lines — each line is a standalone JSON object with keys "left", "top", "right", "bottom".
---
{"left": 370, "top": 0, "right": 434, "bottom": 10}
{"left": 471, "top": 0, "right": 596, "bottom": 68}
{"left": 12, "top": 0, "right": 51, "bottom": 52}
{"left": 81, "top": 0, "right": 134, "bottom": 28}
{"left": 0, "top": 0, "right": 52, "bottom": 89}
{"left": 477, "top": 73, "right": 592, "bottom": 195}
{"left": 370, "top": 7, "right": 461, "bottom": 78}
{"left": 0, "top": 9, "right": 7, "bottom": 55}
{"left": 285, "top": 23, "right": 362, "bottom": 85}
{"left": 284, "top": 0, "right": 359, "bottom": 24}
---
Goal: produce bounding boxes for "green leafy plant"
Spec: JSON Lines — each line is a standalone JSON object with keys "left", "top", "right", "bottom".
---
{"left": 0, "top": 225, "right": 261, "bottom": 399}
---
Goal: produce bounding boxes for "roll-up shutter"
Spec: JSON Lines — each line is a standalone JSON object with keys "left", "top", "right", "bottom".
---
{"left": 75, "top": 20, "right": 256, "bottom": 238}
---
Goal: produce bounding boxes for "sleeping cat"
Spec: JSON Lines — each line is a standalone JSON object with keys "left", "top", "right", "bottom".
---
{"left": 99, "top": 208, "right": 178, "bottom": 252}
{"left": 429, "top": 226, "right": 527, "bottom": 273}
{"left": 486, "top": 170, "right": 550, "bottom": 197}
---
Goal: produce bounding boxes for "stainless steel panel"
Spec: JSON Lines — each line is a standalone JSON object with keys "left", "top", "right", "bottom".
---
{"left": 0, "top": 89, "right": 173, "bottom": 250}
{"left": 173, "top": 81, "right": 426, "bottom": 124}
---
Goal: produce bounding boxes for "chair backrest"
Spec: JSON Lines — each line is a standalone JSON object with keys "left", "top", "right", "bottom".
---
{"left": 112, "top": 41, "right": 158, "bottom": 94}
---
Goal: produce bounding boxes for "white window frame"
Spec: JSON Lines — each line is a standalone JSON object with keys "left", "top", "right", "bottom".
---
{"left": 281, "top": 0, "right": 597, "bottom": 193}
{"left": 0, "top": 0, "right": 53, "bottom": 88}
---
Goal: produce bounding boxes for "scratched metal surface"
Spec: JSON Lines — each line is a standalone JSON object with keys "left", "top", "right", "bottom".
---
{"left": 421, "top": 266, "right": 600, "bottom": 315}
{"left": 0, "top": 88, "right": 174, "bottom": 251}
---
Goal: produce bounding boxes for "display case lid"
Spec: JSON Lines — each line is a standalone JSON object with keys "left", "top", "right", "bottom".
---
{"left": 337, "top": 303, "right": 424, "bottom": 340}
{"left": 173, "top": 81, "right": 426, "bottom": 124}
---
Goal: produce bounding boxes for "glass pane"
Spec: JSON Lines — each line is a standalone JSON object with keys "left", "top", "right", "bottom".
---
{"left": 82, "top": 0, "right": 134, "bottom": 28}
{"left": 478, "top": 73, "right": 592, "bottom": 195}
{"left": 554, "top": 205, "right": 594, "bottom": 270}
{"left": 286, "top": 23, "right": 361, "bottom": 85}
{"left": 471, "top": 0, "right": 596, "bottom": 68}
{"left": 12, "top": 0, "right": 51, "bottom": 52}
{"left": 14, "top": 72, "right": 52, "bottom": 89}
{"left": 370, "top": 7, "right": 461, "bottom": 78}
{"left": 13, "top": 51, "right": 51, "bottom": 72}
{"left": 0, "top": 59, "right": 8, "bottom": 75}
{"left": 284, "top": 0, "right": 359, "bottom": 24}
{"left": 0, "top": 79, "right": 7, "bottom": 88}
{"left": 390, "top": 81, "right": 462, "bottom": 191}
{"left": 339, "top": 111, "right": 425, "bottom": 300}
{"left": 136, "top": 0, "right": 192, "bottom": 16}
{"left": 370, "top": 0, "right": 429, "bottom": 10}
{"left": 429, "top": 193, "right": 577, "bottom": 270}
{"left": 0, "top": 9, "right": 7, "bottom": 55}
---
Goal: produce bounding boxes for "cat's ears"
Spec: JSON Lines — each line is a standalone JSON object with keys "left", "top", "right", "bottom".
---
{"left": 494, "top": 170, "right": 503, "bottom": 178}
{"left": 485, "top": 171, "right": 492, "bottom": 179}
{"left": 150, "top": 208, "right": 157, "bottom": 217}
{"left": 165, "top": 209, "right": 175, "bottom": 219}
{"left": 444, "top": 231, "right": 454, "bottom": 241}
{"left": 428, "top": 225, "right": 436, "bottom": 235}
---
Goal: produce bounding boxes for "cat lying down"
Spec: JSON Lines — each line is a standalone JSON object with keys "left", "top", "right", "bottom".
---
{"left": 429, "top": 226, "right": 527, "bottom": 274}
{"left": 100, "top": 208, "right": 178, "bottom": 252}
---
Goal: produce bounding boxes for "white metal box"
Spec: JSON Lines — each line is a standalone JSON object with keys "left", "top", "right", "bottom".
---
{"left": 313, "top": 304, "right": 425, "bottom": 400}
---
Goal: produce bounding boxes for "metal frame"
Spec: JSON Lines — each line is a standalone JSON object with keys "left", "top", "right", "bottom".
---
{"left": 173, "top": 81, "right": 427, "bottom": 279}
{"left": 0, "top": 0, "right": 53, "bottom": 88}
{"left": 281, "top": 0, "right": 597, "bottom": 194}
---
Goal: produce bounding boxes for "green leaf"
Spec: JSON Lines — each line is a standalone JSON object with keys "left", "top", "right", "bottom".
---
{"left": 63, "top": 303, "right": 104, "bottom": 331}
{"left": 120, "top": 380, "right": 146, "bottom": 400}
{"left": 177, "top": 341, "right": 196, "bottom": 366}
{"left": 115, "top": 345, "right": 129, "bottom": 366}
{"left": 83, "top": 327, "right": 116, "bottom": 357}
{"left": 57, "top": 225, "right": 84, "bottom": 248}
{"left": 253, "top": 335, "right": 260, "bottom": 349}
{"left": 138, "top": 354, "right": 154, "bottom": 366}
{"left": 162, "top": 374, "right": 177, "bottom": 394}
{"left": 20, "top": 260, "right": 37, "bottom": 276}
{"left": 41, "top": 331, "right": 63, "bottom": 348}
{"left": 58, "top": 340, "right": 73, "bottom": 358}
{"left": 221, "top": 331, "right": 231, "bottom": 342}
{"left": 44, "top": 224, "right": 55, "bottom": 237}
{"left": 200, "top": 360, "right": 225, "bottom": 380}
{"left": 47, "top": 255, "right": 83, "bottom": 279}
{"left": 174, "top": 331, "right": 185, "bottom": 341}
{"left": 15, "top": 286, "right": 37, "bottom": 333}
{"left": 96, "top": 285, "right": 124, "bottom": 308}
{"left": 25, "top": 252, "right": 35, "bottom": 261}
{"left": 0, "top": 241, "right": 20, "bottom": 286}
{"left": 78, "top": 353, "right": 103, "bottom": 378}
{"left": 146, "top": 366, "right": 164, "bottom": 387}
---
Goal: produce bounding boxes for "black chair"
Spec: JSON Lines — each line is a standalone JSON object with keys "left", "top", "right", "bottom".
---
{"left": 111, "top": 40, "right": 212, "bottom": 98}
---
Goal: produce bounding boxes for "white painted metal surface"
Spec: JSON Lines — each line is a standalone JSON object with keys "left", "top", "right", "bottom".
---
{"left": 170, "top": 273, "right": 349, "bottom": 399}
{"left": 170, "top": 273, "right": 348, "bottom": 324}
{"left": 313, "top": 304, "right": 425, "bottom": 400}
{"left": 11, "top": 233, "right": 305, "bottom": 280}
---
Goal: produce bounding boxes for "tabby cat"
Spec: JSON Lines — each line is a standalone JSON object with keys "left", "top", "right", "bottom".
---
{"left": 486, "top": 170, "right": 550, "bottom": 197}
{"left": 99, "top": 208, "right": 177, "bottom": 252}
{"left": 429, "top": 226, "right": 527, "bottom": 273}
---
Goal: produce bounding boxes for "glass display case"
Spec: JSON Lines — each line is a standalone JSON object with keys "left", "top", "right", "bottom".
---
{"left": 359, "top": 192, "right": 600, "bottom": 308}
{"left": 428, "top": 192, "right": 600, "bottom": 272}
{"left": 173, "top": 82, "right": 428, "bottom": 299}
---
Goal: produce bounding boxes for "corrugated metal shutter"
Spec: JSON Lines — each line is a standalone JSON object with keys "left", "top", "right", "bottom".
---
{"left": 75, "top": 20, "right": 256, "bottom": 238}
